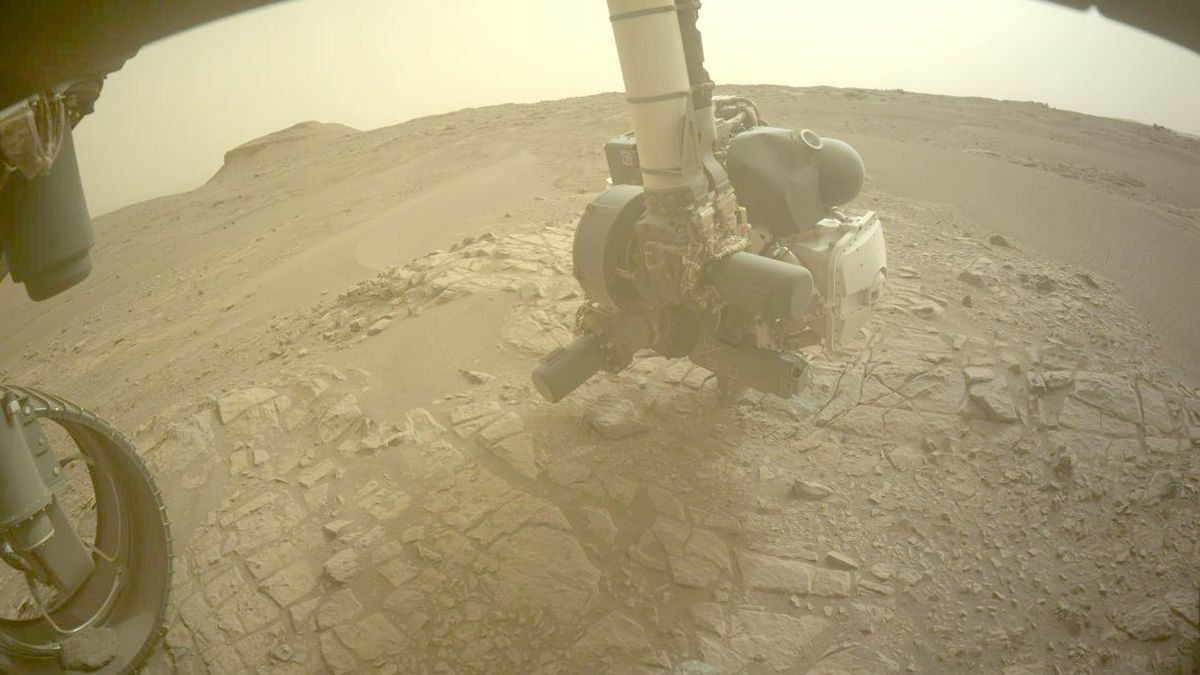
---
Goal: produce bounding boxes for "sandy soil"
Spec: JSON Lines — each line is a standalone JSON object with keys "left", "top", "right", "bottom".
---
{"left": 0, "top": 86, "right": 1197, "bottom": 674}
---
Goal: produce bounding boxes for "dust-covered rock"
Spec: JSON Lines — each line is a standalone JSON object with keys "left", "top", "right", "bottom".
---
{"left": 317, "top": 394, "right": 364, "bottom": 443}
{"left": 485, "top": 525, "right": 601, "bottom": 618}
{"left": 366, "top": 318, "right": 391, "bottom": 336}
{"left": 1114, "top": 597, "right": 1176, "bottom": 641}
{"left": 333, "top": 613, "right": 404, "bottom": 660}
{"left": 1071, "top": 372, "right": 1140, "bottom": 423}
{"left": 738, "top": 550, "right": 850, "bottom": 597}
{"left": 478, "top": 411, "right": 524, "bottom": 445}
{"left": 792, "top": 479, "right": 833, "bottom": 500}
{"left": 317, "top": 588, "right": 364, "bottom": 630}
{"left": 396, "top": 407, "right": 445, "bottom": 444}
{"left": 262, "top": 559, "right": 320, "bottom": 606}
{"left": 968, "top": 377, "right": 1018, "bottom": 422}
{"left": 217, "top": 387, "right": 279, "bottom": 424}
{"left": 805, "top": 645, "right": 901, "bottom": 674}
{"left": 574, "top": 610, "right": 651, "bottom": 658}
{"left": 319, "top": 630, "right": 356, "bottom": 674}
{"left": 729, "top": 610, "right": 829, "bottom": 671}
{"left": 59, "top": 627, "right": 118, "bottom": 671}
{"left": 585, "top": 395, "right": 649, "bottom": 439}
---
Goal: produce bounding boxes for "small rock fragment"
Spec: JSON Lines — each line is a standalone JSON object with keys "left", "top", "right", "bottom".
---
{"left": 478, "top": 412, "right": 524, "bottom": 445}
{"left": 59, "top": 627, "right": 118, "bottom": 671}
{"left": 674, "top": 661, "right": 721, "bottom": 675}
{"left": 289, "top": 596, "right": 321, "bottom": 629}
{"left": 297, "top": 459, "right": 336, "bottom": 488}
{"left": 317, "top": 395, "right": 363, "bottom": 443}
{"left": 585, "top": 395, "right": 649, "bottom": 440}
{"left": 377, "top": 558, "right": 417, "bottom": 587}
{"left": 517, "top": 280, "right": 543, "bottom": 299}
{"left": 858, "top": 579, "right": 893, "bottom": 596}
{"left": 963, "top": 366, "right": 994, "bottom": 384}
{"left": 968, "top": 377, "right": 1018, "bottom": 422}
{"left": 1002, "top": 665, "right": 1047, "bottom": 675}
{"left": 262, "top": 560, "right": 320, "bottom": 606}
{"left": 320, "top": 631, "right": 356, "bottom": 674}
{"left": 580, "top": 505, "right": 619, "bottom": 547}
{"left": 807, "top": 645, "right": 900, "bottom": 674}
{"left": 317, "top": 588, "right": 363, "bottom": 629}
{"left": 358, "top": 432, "right": 384, "bottom": 452}
{"left": 366, "top": 318, "right": 391, "bottom": 336}
{"left": 1026, "top": 372, "right": 1046, "bottom": 394}
{"left": 216, "top": 387, "right": 278, "bottom": 424}
{"left": 575, "top": 610, "right": 650, "bottom": 657}
{"left": 869, "top": 562, "right": 895, "bottom": 581}
{"left": 460, "top": 369, "right": 494, "bottom": 384}
{"left": 825, "top": 551, "right": 859, "bottom": 570}
{"left": 791, "top": 480, "right": 833, "bottom": 501}
{"left": 323, "top": 519, "right": 353, "bottom": 537}
{"left": 682, "top": 366, "right": 714, "bottom": 389}
{"left": 1167, "top": 589, "right": 1200, "bottom": 627}
{"left": 1115, "top": 598, "right": 1175, "bottom": 641}
{"left": 912, "top": 301, "right": 943, "bottom": 319}
{"left": 647, "top": 487, "right": 687, "bottom": 521}
{"left": 228, "top": 449, "right": 250, "bottom": 475}
{"left": 219, "top": 492, "right": 273, "bottom": 527}
{"left": 269, "top": 642, "right": 294, "bottom": 662}
{"left": 449, "top": 400, "right": 502, "bottom": 425}
{"left": 1054, "top": 449, "right": 1076, "bottom": 478}
{"left": 323, "top": 548, "right": 359, "bottom": 584}
{"left": 491, "top": 433, "right": 542, "bottom": 479}
{"left": 396, "top": 407, "right": 445, "bottom": 444}
{"left": 1042, "top": 370, "right": 1073, "bottom": 390}
{"left": 958, "top": 269, "right": 987, "bottom": 288}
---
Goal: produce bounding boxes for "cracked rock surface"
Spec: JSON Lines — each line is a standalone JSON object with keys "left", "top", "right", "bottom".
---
{"left": 0, "top": 87, "right": 1197, "bottom": 674}
{"left": 123, "top": 215, "right": 1200, "bottom": 673}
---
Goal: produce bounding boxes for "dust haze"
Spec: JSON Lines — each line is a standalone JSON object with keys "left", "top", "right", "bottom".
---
{"left": 0, "top": 1, "right": 1198, "bottom": 674}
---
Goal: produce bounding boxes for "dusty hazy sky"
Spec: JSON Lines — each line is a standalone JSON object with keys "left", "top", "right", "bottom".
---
{"left": 74, "top": 0, "right": 1200, "bottom": 216}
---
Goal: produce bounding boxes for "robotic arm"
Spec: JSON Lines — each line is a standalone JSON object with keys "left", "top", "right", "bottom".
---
{"left": 532, "top": 0, "right": 887, "bottom": 401}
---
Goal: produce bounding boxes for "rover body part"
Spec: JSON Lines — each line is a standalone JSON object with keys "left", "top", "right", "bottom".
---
{"left": 607, "top": 0, "right": 708, "bottom": 197}
{"left": 533, "top": 0, "right": 886, "bottom": 403}
{"left": 604, "top": 132, "right": 642, "bottom": 186}
{"left": 0, "top": 393, "right": 94, "bottom": 596}
{"left": 708, "top": 251, "right": 814, "bottom": 323}
{"left": 572, "top": 183, "right": 645, "bottom": 310}
{"left": 688, "top": 340, "right": 808, "bottom": 399}
{"left": 788, "top": 212, "right": 888, "bottom": 348}
{"left": 0, "top": 386, "right": 172, "bottom": 674}
{"left": 0, "top": 91, "right": 95, "bottom": 301}
{"left": 533, "top": 333, "right": 611, "bottom": 404}
{"left": 726, "top": 126, "right": 865, "bottom": 237}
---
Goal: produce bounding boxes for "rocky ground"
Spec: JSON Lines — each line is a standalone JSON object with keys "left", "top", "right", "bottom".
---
{"left": 0, "top": 87, "right": 1197, "bottom": 673}
{"left": 127, "top": 199, "right": 1198, "bottom": 673}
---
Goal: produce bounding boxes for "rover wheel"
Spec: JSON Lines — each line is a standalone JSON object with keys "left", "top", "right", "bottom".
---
{"left": 0, "top": 385, "right": 171, "bottom": 674}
